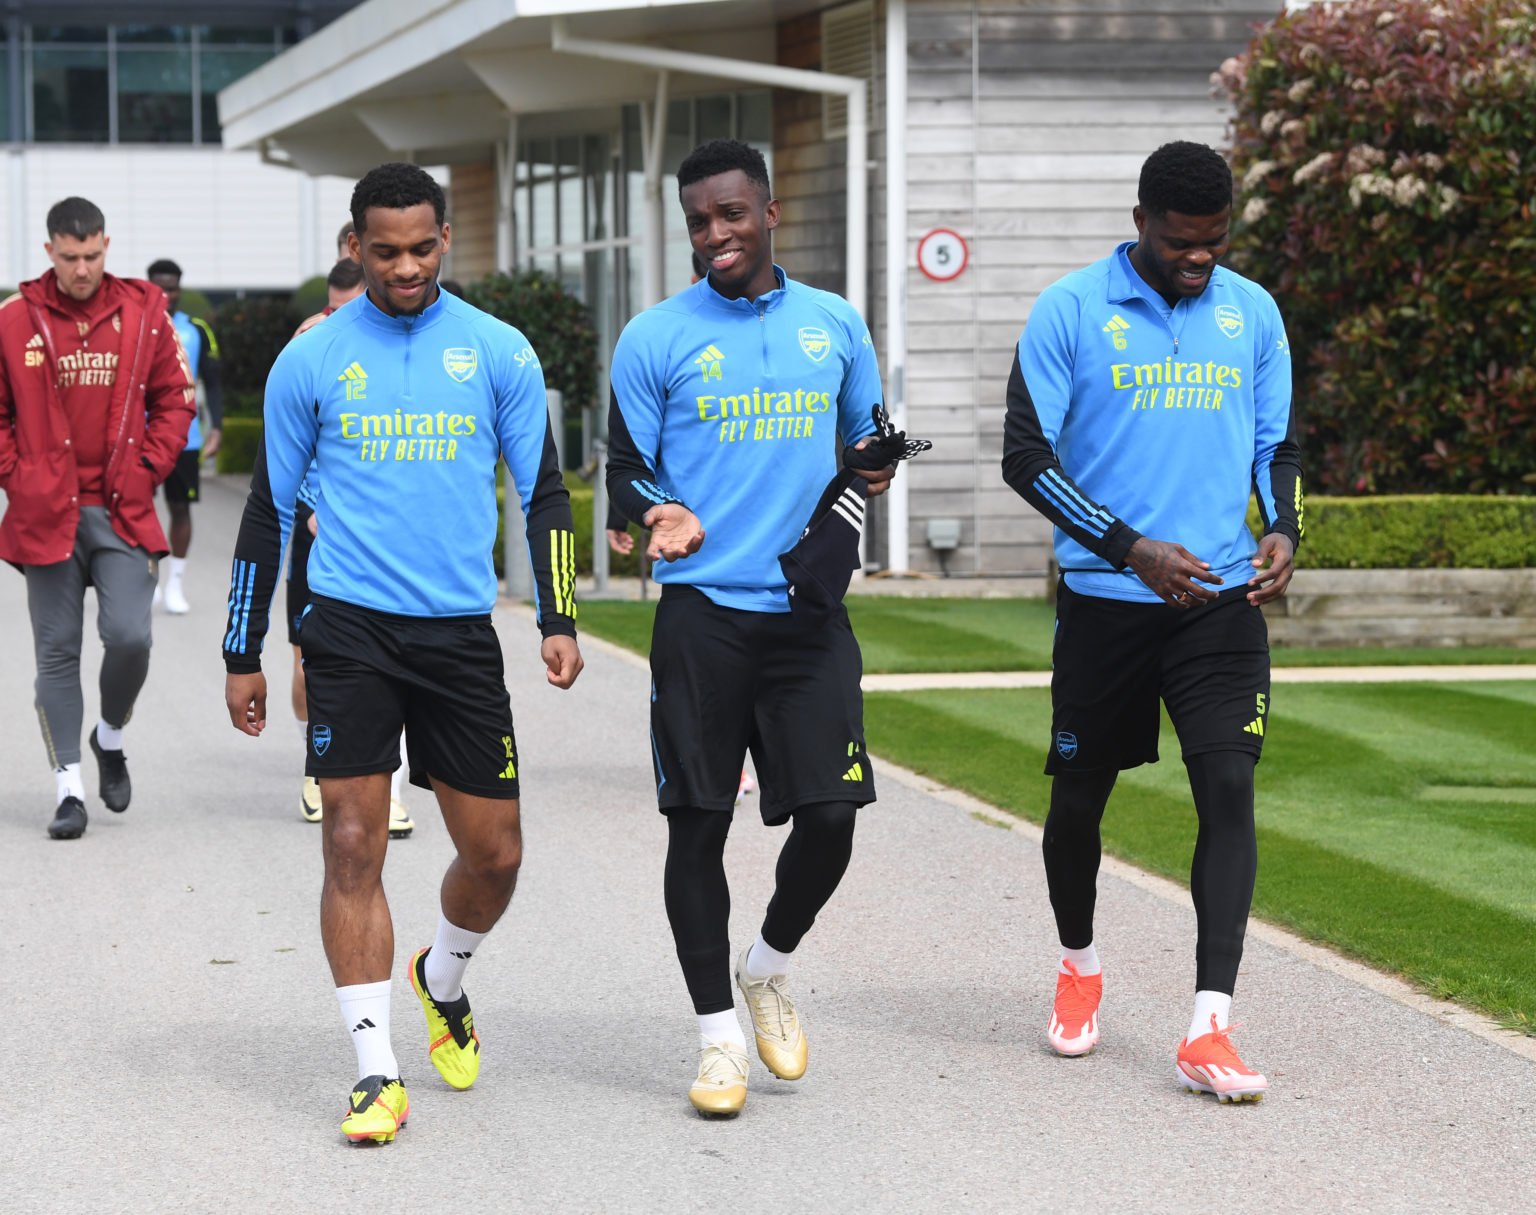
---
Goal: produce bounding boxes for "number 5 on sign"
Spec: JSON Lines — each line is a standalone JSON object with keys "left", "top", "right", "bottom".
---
{"left": 917, "top": 228, "right": 969, "bottom": 282}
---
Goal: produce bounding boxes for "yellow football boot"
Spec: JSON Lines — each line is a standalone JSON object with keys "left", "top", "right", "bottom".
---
{"left": 689, "top": 1041, "right": 750, "bottom": 1118}
{"left": 410, "top": 946, "right": 480, "bottom": 1089}
{"left": 734, "top": 948, "right": 809, "bottom": 1081}
{"left": 341, "top": 1075, "right": 408, "bottom": 1144}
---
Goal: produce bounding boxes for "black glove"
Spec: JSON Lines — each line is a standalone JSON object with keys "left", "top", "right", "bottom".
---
{"left": 842, "top": 403, "right": 933, "bottom": 470}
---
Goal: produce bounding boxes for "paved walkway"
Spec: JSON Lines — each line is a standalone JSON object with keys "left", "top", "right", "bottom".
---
{"left": 865, "top": 664, "right": 1535, "bottom": 691}
{"left": 1, "top": 474, "right": 1531, "bottom": 1212}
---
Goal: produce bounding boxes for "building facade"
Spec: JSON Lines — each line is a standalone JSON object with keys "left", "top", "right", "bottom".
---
{"left": 218, "top": 0, "right": 1278, "bottom": 576}
{"left": 1, "top": 1, "right": 362, "bottom": 295}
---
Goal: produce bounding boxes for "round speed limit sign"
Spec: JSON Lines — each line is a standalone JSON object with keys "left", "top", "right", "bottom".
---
{"left": 917, "top": 228, "right": 969, "bottom": 282}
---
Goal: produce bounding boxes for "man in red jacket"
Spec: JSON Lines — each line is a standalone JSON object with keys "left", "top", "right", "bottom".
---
{"left": 0, "top": 196, "right": 195, "bottom": 840}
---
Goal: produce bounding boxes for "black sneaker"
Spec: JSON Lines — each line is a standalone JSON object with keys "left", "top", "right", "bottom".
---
{"left": 48, "top": 796, "right": 88, "bottom": 840}
{"left": 89, "top": 727, "right": 131, "bottom": 813}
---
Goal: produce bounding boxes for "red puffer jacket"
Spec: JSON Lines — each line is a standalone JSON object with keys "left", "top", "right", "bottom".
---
{"left": 0, "top": 272, "right": 195, "bottom": 566}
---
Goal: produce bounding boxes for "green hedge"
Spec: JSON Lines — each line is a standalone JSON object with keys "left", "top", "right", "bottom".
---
{"left": 493, "top": 476, "right": 641, "bottom": 579}
{"left": 216, "top": 416, "right": 265, "bottom": 477}
{"left": 1249, "top": 495, "right": 1535, "bottom": 568}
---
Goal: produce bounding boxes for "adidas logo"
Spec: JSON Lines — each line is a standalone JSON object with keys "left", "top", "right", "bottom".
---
{"left": 1102, "top": 314, "right": 1130, "bottom": 350}
{"left": 352, "top": 1017, "right": 376, "bottom": 1033}
{"left": 25, "top": 333, "right": 43, "bottom": 349}
{"left": 338, "top": 360, "right": 367, "bottom": 399}
{"left": 499, "top": 759, "right": 517, "bottom": 780}
{"left": 1243, "top": 717, "right": 1265, "bottom": 736}
{"left": 351, "top": 1089, "right": 369, "bottom": 1109}
{"left": 450, "top": 950, "right": 473, "bottom": 960}
{"left": 842, "top": 761, "right": 864, "bottom": 782}
{"left": 694, "top": 344, "right": 724, "bottom": 382}
{"left": 24, "top": 332, "right": 44, "bottom": 367}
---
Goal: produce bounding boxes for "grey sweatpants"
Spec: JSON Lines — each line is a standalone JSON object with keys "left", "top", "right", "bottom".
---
{"left": 24, "top": 506, "right": 156, "bottom": 768}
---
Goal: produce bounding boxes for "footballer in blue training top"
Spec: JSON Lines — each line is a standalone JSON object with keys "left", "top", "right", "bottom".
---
{"left": 1002, "top": 140, "right": 1304, "bottom": 1104}
{"left": 221, "top": 162, "right": 582, "bottom": 1146}
{"left": 606, "top": 139, "right": 897, "bottom": 1119}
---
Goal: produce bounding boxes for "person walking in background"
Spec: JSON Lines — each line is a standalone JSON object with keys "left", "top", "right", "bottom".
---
{"left": 1001, "top": 140, "right": 1303, "bottom": 1102}
{"left": 222, "top": 164, "right": 582, "bottom": 1144}
{"left": 145, "top": 259, "right": 223, "bottom": 615}
{"left": 607, "top": 139, "right": 897, "bottom": 1118}
{"left": 0, "top": 197, "right": 195, "bottom": 839}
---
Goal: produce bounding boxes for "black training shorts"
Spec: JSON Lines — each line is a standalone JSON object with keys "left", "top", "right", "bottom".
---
{"left": 1045, "top": 580, "right": 1271, "bottom": 775}
{"left": 300, "top": 595, "right": 520, "bottom": 798}
{"left": 649, "top": 584, "right": 875, "bottom": 824}
{"left": 286, "top": 503, "right": 316, "bottom": 646}
{"left": 160, "top": 449, "right": 201, "bottom": 505}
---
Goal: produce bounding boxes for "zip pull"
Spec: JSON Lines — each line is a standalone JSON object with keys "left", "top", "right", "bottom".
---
{"left": 1173, "top": 337, "right": 1180, "bottom": 355}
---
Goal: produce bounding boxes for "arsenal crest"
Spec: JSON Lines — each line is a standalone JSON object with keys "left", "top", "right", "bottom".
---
{"left": 798, "top": 327, "right": 831, "bottom": 363}
{"left": 443, "top": 347, "right": 478, "bottom": 382}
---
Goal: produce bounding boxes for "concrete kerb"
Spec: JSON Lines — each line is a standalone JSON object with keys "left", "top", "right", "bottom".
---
{"left": 554, "top": 602, "right": 1536, "bottom": 1064}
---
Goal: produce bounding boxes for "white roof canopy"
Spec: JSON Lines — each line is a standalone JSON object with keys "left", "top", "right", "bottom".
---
{"left": 218, "top": 0, "right": 832, "bottom": 174}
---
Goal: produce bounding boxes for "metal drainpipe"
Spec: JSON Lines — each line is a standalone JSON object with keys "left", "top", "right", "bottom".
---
{"left": 884, "top": 0, "right": 909, "bottom": 573}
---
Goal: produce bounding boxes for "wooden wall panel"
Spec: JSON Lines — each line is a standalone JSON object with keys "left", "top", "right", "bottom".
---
{"left": 898, "top": 0, "right": 1271, "bottom": 575}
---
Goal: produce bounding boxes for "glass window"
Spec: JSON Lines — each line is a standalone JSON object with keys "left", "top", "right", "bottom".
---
{"left": 1, "top": 29, "right": 10, "bottom": 143}
{"left": 32, "top": 47, "right": 109, "bottom": 142}
{"left": 195, "top": 26, "right": 278, "bottom": 46}
{"left": 526, "top": 138, "right": 556, "bottom": 253}
{"left": 198, "top": 47, "right": 273, "bottom": 143}
{"left": 30, "top": 27, "right": 107, "bottom": 44}
{"left": 696, "top": 96, "right": 731, "bottom": 143}
{"left": 583, "top": 134, "right": 612, "bottom": 243}
{"left": 512, "top": 161, "right": 529, "bottom": 267}
{"left": 556, "top": 135, "right": 582, "bottom": 247}
{"left": 738, "top": 91, "right": 772, "bottom": 143}
{"left": 115, "top": 26, "right": 190, "bottom": 45}
{"left": 117, "top": 47, "right": 192, "bottom": 142}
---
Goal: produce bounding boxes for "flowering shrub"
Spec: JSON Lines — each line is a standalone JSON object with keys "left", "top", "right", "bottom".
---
{"left": 1216, "top": 0, "right": 1535, "bottom": 493}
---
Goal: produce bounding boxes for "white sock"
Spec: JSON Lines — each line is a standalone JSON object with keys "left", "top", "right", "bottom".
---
{"left": 168, "top": 556, "right": 187, "bottom": 582}
{"left": 390, "top": 734, "right": 408, "bottom": 800}
{"left": 95, "top": 720, "right": 125, "bottom": 751}
{"left": 1188, "top": 990, "right": 1233, "bottom": 1042}
{"left": 422, "top": 917, "right": 488, "bottom": 1003}
{"left": 745, "top": 933, "right": 793, "bottom": 980}
{"left": 337, "top": 980, "right": 398, "bottom": 1080}
{"left": 296, "top": 717, "right": 308, "bottom": 744}
{"left": 698, "top": 1009, "right": 746, "bottom": 1048}
{"left": 54, "top": 763, "right": 85, "bottom": 803}
{"left": 1060, "top": 943, "right": 1100, "bottom": 976}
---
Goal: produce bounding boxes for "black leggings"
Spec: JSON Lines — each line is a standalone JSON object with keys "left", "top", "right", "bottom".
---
{"left": 1041, "top": 751, "right": 1257, "bottom": 995}
{"left": 664, "top": 802, "right": 858, "bottom": 1015}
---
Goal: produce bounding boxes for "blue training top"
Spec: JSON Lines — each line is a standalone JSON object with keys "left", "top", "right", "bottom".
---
{"left": 222, "top": 289, "right": 576, "bottom": 673}
{"left": 170, "top": 310, "right": 222, "bottom": 450}
{"left": 1002, "top": 242, "right": 1304, "bottom": 603}
{"left": 606, "top": 267, "right": 881, "bottom": 612}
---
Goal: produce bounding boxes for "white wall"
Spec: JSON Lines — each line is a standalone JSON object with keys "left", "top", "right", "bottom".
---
{"left": 1, "top": 146, "right": 356, "bottom": 293}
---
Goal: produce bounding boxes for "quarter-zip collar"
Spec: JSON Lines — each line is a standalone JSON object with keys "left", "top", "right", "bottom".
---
{"left": 1107, "top": 240, "right": 1227, "bottom": 312}
{"left": 697, "top": 264, "right": 789, "bottom": 316}
{"left": 357, "top": 288, "right": 447, "bottom": 334}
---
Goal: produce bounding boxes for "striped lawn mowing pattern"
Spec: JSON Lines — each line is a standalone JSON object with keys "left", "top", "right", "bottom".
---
{"left": 862, "top": 680, "right": 1536, "bottom": 1032}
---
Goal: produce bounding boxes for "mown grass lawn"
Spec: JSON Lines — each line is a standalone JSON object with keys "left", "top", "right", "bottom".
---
{"left": 862, "top": 681, "right": 1536, "bottom": 1032}
{"left": 575, "top": 596, "right": 1536, "bottom": 673}
{"left": 574, "top": 595, "right": 1536, "bottom": 1028}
